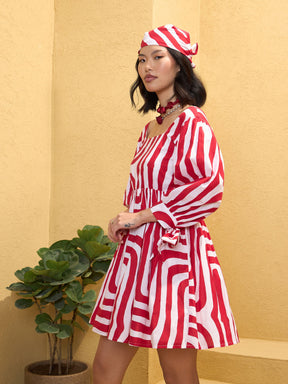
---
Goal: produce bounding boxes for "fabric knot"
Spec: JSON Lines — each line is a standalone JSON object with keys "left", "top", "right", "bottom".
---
{"left": 191, "top": 43, "right": 198, "bottom": 55}
{"left": 155, "top": 228, "right": 181, "bottom": 256}
{"left": 161, "top": 228, "right": 180, "bottom": 245}
{"left": 157, "top": 106, "right": 166, "bottom": 114}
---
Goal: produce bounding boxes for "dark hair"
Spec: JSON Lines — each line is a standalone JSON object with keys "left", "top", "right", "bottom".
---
{"left": 130, "top": 47, "right": 206, "bottom": 113}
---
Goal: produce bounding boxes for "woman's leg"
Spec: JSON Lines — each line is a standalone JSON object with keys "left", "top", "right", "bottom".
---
{"left": 157, "top": 348, "right": 199, "bottom": 384}
{"left": 93, "top": 336, "right": 138, "bottom": 384}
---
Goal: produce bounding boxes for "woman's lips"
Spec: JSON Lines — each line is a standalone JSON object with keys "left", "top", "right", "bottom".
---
{"left": 144, "top": 75, "right": 157, "bottom": 82}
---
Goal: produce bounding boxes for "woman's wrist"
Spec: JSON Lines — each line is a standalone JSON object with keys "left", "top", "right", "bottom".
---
{"left": 136, "top": 209, "right": 157, "bottom": 226}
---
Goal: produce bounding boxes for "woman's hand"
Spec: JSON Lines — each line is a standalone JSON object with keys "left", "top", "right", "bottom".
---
{"left": 108, "top": 209, "right": 156, "bottom": 243}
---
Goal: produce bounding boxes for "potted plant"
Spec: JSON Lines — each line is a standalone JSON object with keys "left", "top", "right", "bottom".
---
{"left": 7, "top": 225, "right": 117, "bottom": 383}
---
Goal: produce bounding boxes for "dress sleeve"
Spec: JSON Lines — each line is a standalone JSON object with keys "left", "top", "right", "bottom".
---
{"left": 150, "top": 113, "right": 224, "bottom": 228}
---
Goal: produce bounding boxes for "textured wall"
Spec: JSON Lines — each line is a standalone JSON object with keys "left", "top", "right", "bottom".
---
{"left": 50, "top": 0, "right": 153, "bottom": 241}
{"left": 152, "top": 0, "right": 200, "bottom": 41}
{"left": 51, "top": 1, "right": 153, "bottom": 382}
{"left": 0, "top": 1, "right": 54, "bottom": 383}
{"left": 200, "top": 0, "right": 288, "bottom": 341}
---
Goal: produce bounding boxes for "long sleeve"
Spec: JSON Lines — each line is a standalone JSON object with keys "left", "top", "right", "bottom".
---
{"left": 150, "top": 113, "right": 224, "bottom": 229}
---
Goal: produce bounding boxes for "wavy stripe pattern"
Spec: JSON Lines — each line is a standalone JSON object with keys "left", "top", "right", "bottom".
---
{"left": 90, "top": 107, "right": 239, "bottom": 349}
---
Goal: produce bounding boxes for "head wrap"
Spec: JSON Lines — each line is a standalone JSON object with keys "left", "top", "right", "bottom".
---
{"left": 139, "top": 24, "right": 198, "bottom": 67}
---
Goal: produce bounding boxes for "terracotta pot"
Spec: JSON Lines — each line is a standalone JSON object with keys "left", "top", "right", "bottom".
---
{"left": 24, "top": 360, "right": 90, "bottom": 384}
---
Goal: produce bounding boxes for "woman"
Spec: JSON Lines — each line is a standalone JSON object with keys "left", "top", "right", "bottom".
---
{"left": 90, "top": 25, "right": 239, "bottom": 384}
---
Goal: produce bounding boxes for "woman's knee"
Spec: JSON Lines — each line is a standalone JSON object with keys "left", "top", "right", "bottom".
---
{"left": 93, "top": 353, "right": 127, "bottom": 384}
{"left": 158, "top": 348, "right": 199, "bottom": 384}
{"left": 162, "top": 370, "right": 199, "bottom": 384}
{"left": 93, "top": 354, "right": 111, "bottom": 384}
{"left": 92, "top": 336, "right": 138, "bottom": 384}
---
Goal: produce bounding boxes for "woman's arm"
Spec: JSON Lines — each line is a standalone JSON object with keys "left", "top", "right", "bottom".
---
{"left": 108, "top": 209, "right": 156, "bottom": 243}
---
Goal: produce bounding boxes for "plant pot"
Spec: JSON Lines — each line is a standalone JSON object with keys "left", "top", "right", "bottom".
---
{"left": 25, "top": 360, "right": 90, "bottom": 384}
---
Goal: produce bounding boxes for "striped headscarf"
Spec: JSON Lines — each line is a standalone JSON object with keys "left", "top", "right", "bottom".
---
{"left": 139, "top": 24, "right": 198, "bottom": 67}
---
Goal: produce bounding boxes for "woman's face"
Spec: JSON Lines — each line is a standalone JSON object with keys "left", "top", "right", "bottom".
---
{"left": 138, "top": 45, "right": 179, "bottom": 97}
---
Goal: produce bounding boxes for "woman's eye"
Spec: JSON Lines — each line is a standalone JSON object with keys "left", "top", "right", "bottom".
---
{"left": 139, "top": 58, "right": 145, "bottom": 63}
{"left": 155, "top": 56, "right": 163, "bottom": 60}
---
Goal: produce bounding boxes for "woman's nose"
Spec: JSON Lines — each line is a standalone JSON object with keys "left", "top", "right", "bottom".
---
{"left": 144, "top": 59, "right": 152, "bottom": 71}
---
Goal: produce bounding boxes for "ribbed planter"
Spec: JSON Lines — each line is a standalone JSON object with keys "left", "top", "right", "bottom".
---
{"left": 24, "top": 360, "right": 90, "bottom": 384}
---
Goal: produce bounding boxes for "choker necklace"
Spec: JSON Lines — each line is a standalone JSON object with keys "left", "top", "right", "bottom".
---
{"left": 156, "top": 99, "right": 181, "bottom": 125}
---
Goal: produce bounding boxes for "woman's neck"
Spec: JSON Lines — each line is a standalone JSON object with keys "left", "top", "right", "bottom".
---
{"left": 157, "top": 92, "right": 176, "bottom": 107}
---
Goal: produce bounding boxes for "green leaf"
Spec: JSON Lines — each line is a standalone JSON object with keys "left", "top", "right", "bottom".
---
{"left": 35, "top": 287, "right": 56, "bottom": 299}
{"left": 82, "top": 278, "right": 96, "bottom": 286}
{"left": 23, "top": 270, "right": 37, "bottom": 283}
{"left": 94, "top": 255, "right": 113, "bottom": 262}
{"left": 37, "top": 248, "right": 49, "bottom": 258}
{"left": 63, "top": 251, "right": 80, "bottom": 266}
{"left": 30, "top": 267, "right": 48, "bottom": 276}
{"left": 56, "top": 324, "right": 73, "bottom": 339}
{"left": 78, "top": 302, "right": 95, "bottom": 315}
{"left": 60, "top": 303, "right": 76, "bottom": 314}
{"left": 16, "top": 289, "right": 42, "bottom": 298}
{"left": 35, "top": 325, "right": 47, "bottom": 334}
{"left": 70, "top": 237, "right": 85, "bottom": 250}
{"left": 41, "top": 249, "right": 62, "bottom": 266}
{"left": 49, "top": 240, "right": 75, "bottom": 251}
{"left": 101, "top": 235, "right": 111, "bottom": 245}
{"left": 46, "top": 260, "right": 69, "bottom": 272}
{"left": 44, "top": 290, "right": 63, "bottom": 303}
{"left": 77, "top": 312, "right": 90, "bottom": 325}
{"left": 73, "top": 321, "right": 85, "bottom": 332}
{"left": 103, "top": 241, "right": 118, "bottom": 256}
{"left": 38, "top": 322, "right": 59, "bottom": 334}
{"left": 35, "top": 313, "right": 53, "bottom": 324}
{"left": 78, "top": 226, "right": 104, "bottom": 243}
{"left": 85, "top": 242, "right": 110, "bottom": 260}
{"left": 27, "top": 282, "right": 43, "bottom": 291}
{"left": 81, "top": 290, "right": 96, "bottom": 303}
{"left": 66, "top": 297, "right": 78, "bottom": 307}
{"left": 15, "top": 267, "right": 31, "bottom": 282}
{"left": 70, "top": 252, "right": 90, "bottom": 276}
{"left": 55, "top": 298, "right": 65, "bottom": 311}
{"left": 15, "top": 298, "right": 34, "bottom": 309}
{"left": 92, "top": 260, "right": 111, "bottom": 273}
{"left": 54, "top": 312, "right": 63, "bottom": 322}
{"left": 89, "top": 271, "right": 105, "bottom": 282}
{"left": 65, "top": 281, "right": 82, "bottom": 303}
{"left": 49, "top": 271, "right": 75, "bottom": 286}
{"left": 6, "top": 282, "right": 29, "bottom": 292}
{"left": 39, "top": 297, "right": 51, "bottom": 307}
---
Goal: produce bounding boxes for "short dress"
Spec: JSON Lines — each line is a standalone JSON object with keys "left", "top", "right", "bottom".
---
{"left": 90, "top": 106, "right": 239, "bottom": 349}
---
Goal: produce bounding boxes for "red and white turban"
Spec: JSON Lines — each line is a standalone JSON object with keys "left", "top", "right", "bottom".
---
{"left": 139, "top": 24, "right": 198, "bottom": 67}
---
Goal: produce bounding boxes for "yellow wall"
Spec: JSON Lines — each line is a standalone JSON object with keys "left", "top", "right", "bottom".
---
{"left": 0, "top": 1, "right": 54, "bottom": 383}
{"left": 200, "top": 0, "right": 288, "bottom": 341}
{"left": 50, "top": 0, "right": 153, "bottom": 241}
{"left": 153, "top": 0, "right": 200, "bottom": 41}
{"left": 51, "top": 1, "right": 153, "bottom": 382}
{"left": 1, "top": 0, "right": 288, "bottom": 383}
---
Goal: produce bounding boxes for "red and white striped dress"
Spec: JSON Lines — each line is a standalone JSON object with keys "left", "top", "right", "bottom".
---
{"left": 90, "top": 106, "right": 239, "bottom": 349}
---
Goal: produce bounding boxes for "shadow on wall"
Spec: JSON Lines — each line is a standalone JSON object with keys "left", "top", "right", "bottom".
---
{"left": 0, "top": 294, "right": 47, "bottom": 384}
